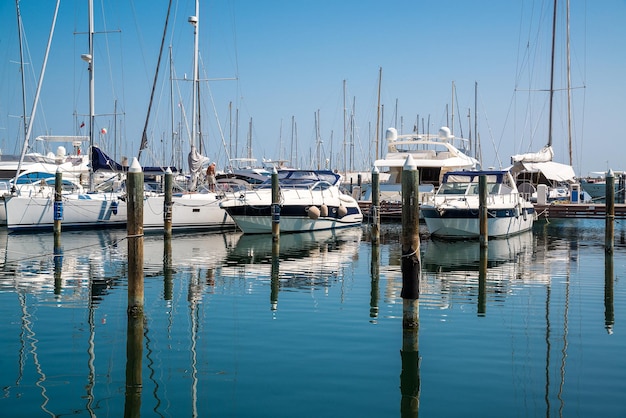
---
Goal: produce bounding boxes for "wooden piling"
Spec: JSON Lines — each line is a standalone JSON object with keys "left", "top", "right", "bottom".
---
{"left": 271, "top": 167, "right": 280, "bottom": 242}
{"left": 371, "top": 165, "right": 380, "bottom": 244}
{"left": 479, "top": 175, "right": 488, "bottom": 247}
{"left": 54, "top": 168, "right": 63, "bottom": 235}
{"left": 606, "top": 169, "right": 615, "bottom": 254}
{"left": 401, "top": 155, "right": 420, "bottom": 329}
{"left": 127, "top": 158, "right": 144, "bottom": 316}
{"left": 164, "top": 167, "right": 173, "bottom": 237}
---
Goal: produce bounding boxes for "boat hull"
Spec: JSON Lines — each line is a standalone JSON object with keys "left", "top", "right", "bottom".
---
{"left": 221, "top": 189, "right": 363, "bottom": 234}
{"left": 422, "top": 206, "right": 535, "bottom": 238}
{"left": 142, "top": 193, "right": 235, "bottom": 231}
{"left": 4, "top": 193, "right": 126, "bottom": 231}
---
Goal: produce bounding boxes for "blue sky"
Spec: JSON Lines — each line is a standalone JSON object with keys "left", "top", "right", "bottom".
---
{"left": 1, "top": 0, "right": 625, "bottom": 177}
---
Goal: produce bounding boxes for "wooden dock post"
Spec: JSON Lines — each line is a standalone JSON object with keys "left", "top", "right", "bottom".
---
{"left": 125, "top": 160, "right": 144, "bottom": 417}
{"left": 371, "top": 165, "right": 380, "bottom": 244}
{"left": 54, "top": 168, "right": 63, "bottom": 236}
{"left": 479, "top": 175, "right": 488, "bottom": 247}
{"left": 401, "top": 155, "right": 420, "bottom": 329}
{"left": 127, "top": 157, "right": 144, "bottom": 316}
{"left": 606, "top": 169, "right": 615, "bottom": 254}
{"left": 271, "top": 167, "right": 280, "bottom": 241}
{"left": 164, "top": 167, "right": 173, "bottom": 237}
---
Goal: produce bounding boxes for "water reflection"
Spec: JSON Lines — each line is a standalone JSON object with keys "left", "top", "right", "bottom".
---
{"left": 222, "top": 227, "right": 362, "bottom": 298}
{"left": 0, "top": 220, "right": 624, "bottom": 417}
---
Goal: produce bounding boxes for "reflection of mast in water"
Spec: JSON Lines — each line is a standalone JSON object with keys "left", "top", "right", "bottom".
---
{"left": 19, "top": 292, "right": 53, "bottom": 416}
{"left": 188, "top": 270, "right": 204, "bottom": 418}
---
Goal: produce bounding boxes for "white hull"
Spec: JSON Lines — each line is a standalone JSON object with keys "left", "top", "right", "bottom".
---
{"left": 143, "top": 193, "right": 235, "bottom": 231}
{"left": 4, "top": 191, "right": 237, "bottom": 232}
{"left": 422, "top": 170, "right": 536, "bottom": 239}
{"left": 423, "top": 211, "right": 535, "bottom": 238}
{"left": 4, "top": 193, "right": 126, "bottom": 231}
{"left": 220, "top": 172, "right": 363, "bottom": 234}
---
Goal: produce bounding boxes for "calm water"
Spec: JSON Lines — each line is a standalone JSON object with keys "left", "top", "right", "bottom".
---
{"left": 0, "top": 220, "right": 625, "bottom": 417}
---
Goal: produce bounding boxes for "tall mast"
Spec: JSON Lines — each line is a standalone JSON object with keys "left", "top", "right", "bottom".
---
{"left": 85, "top": 0, "right": 95, "bottom": 192}
{"left": 566, "top": 0, "right": 573, "bottom": 166}
{"left": 189, "top": 0, "right": 199, "bottom": 150}
{"left": 374, "top": 67, "right": 382, "bottom": 161}
{"left": 547, "top": 0, "right": 558, "bottom": 148}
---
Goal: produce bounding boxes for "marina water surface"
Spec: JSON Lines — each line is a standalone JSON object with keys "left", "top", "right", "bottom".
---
{"left": 0, "top": 219, "right": 625, "bottom": 417}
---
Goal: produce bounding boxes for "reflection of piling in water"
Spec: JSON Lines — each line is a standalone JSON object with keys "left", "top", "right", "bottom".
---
{"left": 401, "top": 155, "right": 420, "bottom": 329}
{"left": 370, "top": 243, "right": 380, "bottom": 320}
{"left": 271, "top": 239, "right": 280, "bottom": 311}
{"left": 163, "top": 236, "right": 173, "bottom": 301}
{"left": 478, "top": 244, "right": 488, "bottom": 316}
{"left": 605, "top": 170, "right": 615, "bottom": 254}
{"left": 371, "top": 166, "right": 380, "bottom": 244}
{"left": 54, "top": 239, "right": 63, "bottom": 295}
{"left": 605, "top": 254, "right": 614, "bottom": 334}
{"left": 400, "top": 328, "right": 420, "bottom": 417}
{"left": 124, "top": 313, "right": 143, "bottom": 417}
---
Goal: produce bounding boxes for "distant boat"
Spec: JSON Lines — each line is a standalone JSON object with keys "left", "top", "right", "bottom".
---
{"left": 579, "top": 171, "right": 626, "bottom": 201}
{"left": 363, "top": 126, "right": 480, "bottom": 204}
{"left": 219, "top": 169, "right": 363, "bottom": 234}
{"left": 421, "top": 170, "right": 535, "bottom": 239}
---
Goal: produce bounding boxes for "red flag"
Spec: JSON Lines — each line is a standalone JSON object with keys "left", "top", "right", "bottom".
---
{"left": 80, "top": 122, "right": 85, "bottom": 128}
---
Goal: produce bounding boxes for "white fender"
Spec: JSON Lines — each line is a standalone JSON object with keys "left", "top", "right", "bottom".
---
{"left": 338, "top": 205, "right": 348, "bottom": 217}
{"left": 320, "top": 204, "right": 328, "bottom": 217}
{"left": 308, "top": 206, "right": 320, "bottom": 220}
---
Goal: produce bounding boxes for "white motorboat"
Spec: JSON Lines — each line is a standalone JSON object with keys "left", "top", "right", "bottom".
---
{"left": 365, "top": 126, "right": 480, "bottom": 204}
{"left": 219, "top": 169, "right": 363, "bottom": 234}
{"left": 421, "top": 170, "right": 536, "bottom": 239}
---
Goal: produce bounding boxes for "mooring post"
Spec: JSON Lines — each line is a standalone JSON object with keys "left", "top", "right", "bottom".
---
{"left": 271, "top": 167, "right": 280, "bottom": 241}
{"left": 164, "top": 167, "right": 173, "bottom": 237}
{"left": 54, "top": 168, "right": 63, "bottom": 236}
{"left": 479, "top": 174, "right": 488, "bottom": 247}
{"left": 125, "top": 157, "right": 144, "bottom": 416}
{"left": 371, "top": 165, "right": 380, "bottom": 244}
{"left": 401, "top": 155, "right": 420, "bottom": 329}
{"left": 127, "top": 157, "right": 144, "bottom": 316}
{"left": 606, "top": 169, "right": 615, "bottom": 254}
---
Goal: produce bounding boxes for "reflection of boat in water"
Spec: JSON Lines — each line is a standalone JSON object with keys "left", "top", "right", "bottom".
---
{"left": 422, "top": 230, "right": 535, "bottom": 272}
{"left": 222, "top": 226, "right": 363, "bottom": 287}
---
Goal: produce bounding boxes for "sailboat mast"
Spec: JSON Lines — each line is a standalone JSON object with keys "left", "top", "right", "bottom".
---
{"left": 190, "top": 0, "right": 199, "bottom": 150}
{"left": 566, "top": 0, "right": 573, "bottom": 166}
{"left": 374, "top": 67, "right": 382, "bottom": 161}
{"left": 547, "top": 0, "right": 558, "bottom": 148}
{"left": 88, "top": 0, "right": 95, "bottom": 191}
{"left": 15, "top": 1, "right": 28, "bottom": 148}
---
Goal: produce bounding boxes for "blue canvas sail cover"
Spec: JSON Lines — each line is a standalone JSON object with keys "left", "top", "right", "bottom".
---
{"left": 91, "top": 145, "right": 178, "bottom": 174}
